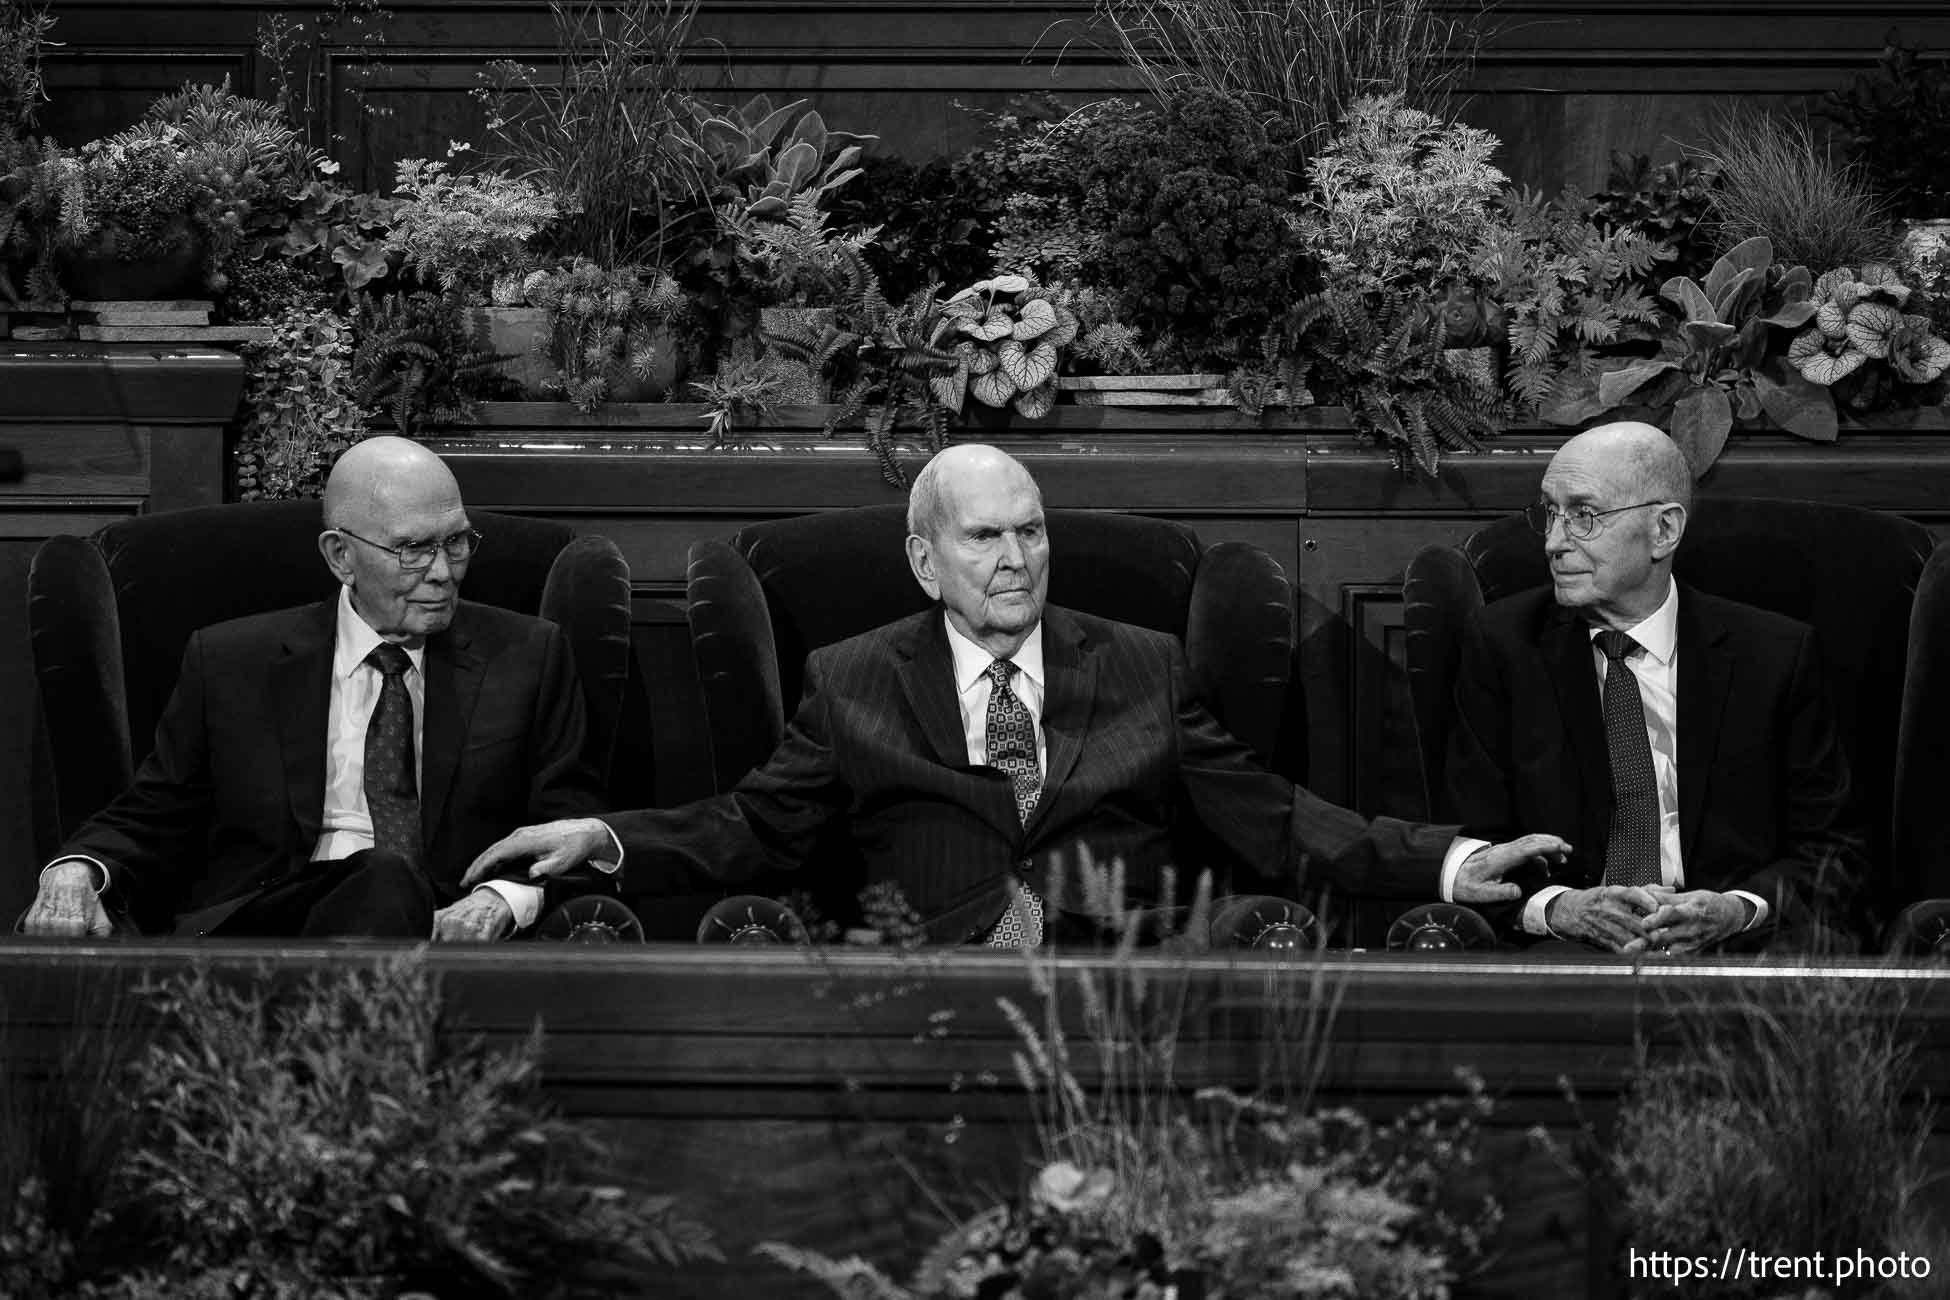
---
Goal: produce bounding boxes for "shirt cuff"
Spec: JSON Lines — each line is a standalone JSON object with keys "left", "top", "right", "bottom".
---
{"left": 1438, "top": 837, "right": 1489, "bottom": 903}
{"left": 1524, "top": 885, "right": 1572, "bottom": 937}
{"left": 42, "top": 857, "right": 108, "bottom": 894}
{"left": 474, "top": 879, "right": 542, "bottom": 933}
{"left": 591, "top": 822, "right": 624, "bottom": 874}
{"left": 1728, "top": 889, "right": 1769, "bottom": 930}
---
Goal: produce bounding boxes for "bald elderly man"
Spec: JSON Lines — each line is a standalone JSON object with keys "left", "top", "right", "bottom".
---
{"left": 1441, "top": 422, "right": 1867, "bottom": 953}
{"left": 464, "top": 443, "right": 1567, "bottom": 945}
{"left": 23, "top": 436, "right": 604, "bottom": 941}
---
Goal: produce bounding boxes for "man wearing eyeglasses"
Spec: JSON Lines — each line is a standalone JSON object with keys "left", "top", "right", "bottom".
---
{"left": 1439, "top": 421, "right": 1865, "bottom": 954}
{"left": 22, "top": 435, "right": 604, "bottom": 942}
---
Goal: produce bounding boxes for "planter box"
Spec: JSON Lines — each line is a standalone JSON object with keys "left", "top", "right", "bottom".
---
{"left": 1057, "top": 373, "right": 1232, "bottom": 406}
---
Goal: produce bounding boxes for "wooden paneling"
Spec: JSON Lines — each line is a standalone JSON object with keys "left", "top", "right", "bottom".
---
{"left": 427, "top": 411, "right": 1950, "bottom": 821}
{"left": 29, "top": 3, "right": 1950, "bottom": 192}
{"left": 3, "top": 942, "right": 1946, "bottom": 1298}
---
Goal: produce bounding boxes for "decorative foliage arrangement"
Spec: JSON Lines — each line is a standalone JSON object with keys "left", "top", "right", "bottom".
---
{"left": 233, "top": 306, "right": 369, "bottom": 500}
{"left": 527, "top": 258, "right": 688, "bottom": 412}
{"left": 1471, "top": 186, "right": 1671, "bottom": 411}
{"left": 383, "top": 155, "right": 559, "bottom": 298}
{"left": 0, "top": 955, "right": 721, "bottom": 1296}
{"left": 351, "top": 290, "right": 511, "bottom": 435}
{"left": 758, "top": 855, "right": 1504, "bottom": 1300}
{"left": 936, "top": 274, "right": 1079, "bottom": 420}
{"left": 1693, "top": 107, "right": 1899, "bottom": 275}
{"left": 1299, "top": 93, "right": 1508, "bottom": 297}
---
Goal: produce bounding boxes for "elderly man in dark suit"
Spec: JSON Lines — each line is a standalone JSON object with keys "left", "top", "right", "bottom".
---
{"left": 23, "top": 436, "right": 604, "bottom": 941}
{"left": 467, "top": 444, "right": 1562, "bottom": 945}
{"left": 1441, "top": 421, "right": 1866, "bottom": 953}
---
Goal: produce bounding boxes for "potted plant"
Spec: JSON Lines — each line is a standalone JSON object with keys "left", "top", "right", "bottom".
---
{"left": 526, "top": 257, "right": 690, "bottom": 410}
{"left": 382, "top": 154, "right": 561, "bottom": 395}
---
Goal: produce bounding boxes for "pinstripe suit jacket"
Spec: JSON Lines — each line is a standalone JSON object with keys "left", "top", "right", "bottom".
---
{"left": 606, "top": 605, "right": 1457, "bottom": 942}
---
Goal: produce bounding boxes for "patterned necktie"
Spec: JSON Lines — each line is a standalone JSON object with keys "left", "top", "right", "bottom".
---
{"left": 1596, "top": 630, "right": 1660, "bottom": 889}
{"left": 363, "top": 643, "right": 423, "bottom": 869}
{"left": 983, "top": 658, "right": 1045, "bottom": 947}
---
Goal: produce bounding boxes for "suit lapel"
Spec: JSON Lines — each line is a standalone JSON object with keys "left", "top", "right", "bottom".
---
{"left": 272, "top": 602, "right": 336, "bottom": 840}
{"left": 894, "top": 613, "right": 974, "bottom": 771}
{"left": 1675, "top": 588, "right": 1730, "bottom": 869}
{"left": 419, "top": 607, "right": 484, "bottom": 845}
{"left": 1541, "top": 607, "right": 1612, "bottom": 860}
{"left": 1030, "top": 607, "right": 1094, "bottom": 834}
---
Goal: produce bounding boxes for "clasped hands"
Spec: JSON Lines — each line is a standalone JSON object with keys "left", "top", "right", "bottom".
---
{"left": 23, "top": 860, "right": 516, "bottom": 942}
{"left": 1545, "top": 883, "right": 1750, "bottom": 954}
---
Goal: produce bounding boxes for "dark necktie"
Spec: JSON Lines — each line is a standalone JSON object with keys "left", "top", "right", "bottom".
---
{"left": 1596, "top": 629, "right": 1660, "bottom": 888}
{"left": 363, "top": 643, "right": 423, "bottom": 869}
{"left": 983, "top": 659, "right": 1045, "bottom": 947}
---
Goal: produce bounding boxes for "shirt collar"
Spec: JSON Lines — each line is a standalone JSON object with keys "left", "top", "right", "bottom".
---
{"left": 1588, "top": 577, "right": 1679, "bottom": 666}
{"left": 332, "top": 585, "right": 427, "bottom": 680}
{"left": 943, "top": 612, "right": 1045, "bottom": 696}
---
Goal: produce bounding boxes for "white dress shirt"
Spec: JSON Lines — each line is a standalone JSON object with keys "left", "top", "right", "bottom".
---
{"left": 944, "top": 614, "right": 1048, "bottom": 775}
{"left": 316, "top": 587, "right": 545, "bottom": 929}
{"left": 1441, "top": 580, "right": 1768, "bottom": 935}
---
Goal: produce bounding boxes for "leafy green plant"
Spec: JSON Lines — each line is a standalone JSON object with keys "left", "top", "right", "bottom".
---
{"left": 1579, "top": 236, "right": 1828, "bottom": 473}
{"left": 692, "top": 93, "right": 871, "bottom": 225}
{"left": 1586, "top": 151, "right": 1723, "bottom": 292}
{"left": 233, "top": 306, "right": 369, "bottom": 500}
{"left": 1078, "top": 86, "right": 1315, "bottom": 370}
{"left": 935, "top": 274, "right": 1079, "bottom": 419}
{"left": 1693, "top": 108, "right": 1900, "bottom": 273}
{"left": 1820, "top": 28, "right": 1950, "bottom": 221}
{"left": 1285, "top": 286, "right": 1505, "bottom": 476}
{"left": 0, "top": 0, "right": 56, "bottom": 173}
{"left": 1084, "top": 0, "right": 1479, "bottom": 156}
{"left": 1787, "top": 262, "right": 1950, "bottom": 408}
{"left": 0, "top": 955, "right": 722, "bottom": 1296}
{"left": 768, "top": 282, "right": 962, "bottom": 487}
{"left": 273, "top": 173, "right": 400, "bottom": 297}
{"left": 1470, "top": 186, "right": 1672, "bottom": 411}
{"left": 736, "top": 191, "right": 879, "bottom": 309}
{"left": 527, "top": 257, "right": 688, "bottom": 411}
{"left": 688, "top": 351, "right": 790, "bottom": 443}
{"left": 351, "top": 290, "right": 511, "bottom": 435}
{"left": 384, "top": 155, "right": 559, "bottom": 300}
{"left": 474, "top": 0, "right": 712, "bottom": 271}
{"left": 1299, "top": 92, "right": 1508, "bottom": 297}
{"left": 758, "top": 855, "right": 1501, "bottom": 1299}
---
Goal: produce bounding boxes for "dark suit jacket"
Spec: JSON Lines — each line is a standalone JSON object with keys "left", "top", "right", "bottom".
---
{"left": 607, "top": 605, "right": 1456, "bottom": 942}
{"left": 1441, "top": 583, "right": 1866, "bottom": 937}
{"left": 61, "top": 598, "right": 604, "bottom": 936}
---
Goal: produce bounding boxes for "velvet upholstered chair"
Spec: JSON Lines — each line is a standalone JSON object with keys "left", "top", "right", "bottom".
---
{"left": 1403, "top": 497, "right": 1935, "bottom": 941}
{"left": 683, "top": 504, "right": 1309, "bottom": 937}
{"left": 26, "top": 499, "right": 642, "bottom": 934}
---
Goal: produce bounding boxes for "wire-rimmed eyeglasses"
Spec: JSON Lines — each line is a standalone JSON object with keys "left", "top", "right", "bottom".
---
{"left": 334, "top": 525, "right": 483, "bottom": 572}
{"left": 1522, "top": 501, "right": 1665, "bottom": 541}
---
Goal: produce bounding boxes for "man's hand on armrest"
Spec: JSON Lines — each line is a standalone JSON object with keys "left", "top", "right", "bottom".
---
{"left": 1451, "top": 833, "right": 1572, "bottom": 905}
{"left": 461, "top": 818, "right": 618, "bottom": 889}
{"left": 23, "top": 860, "right": 115, "bottom": 938}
